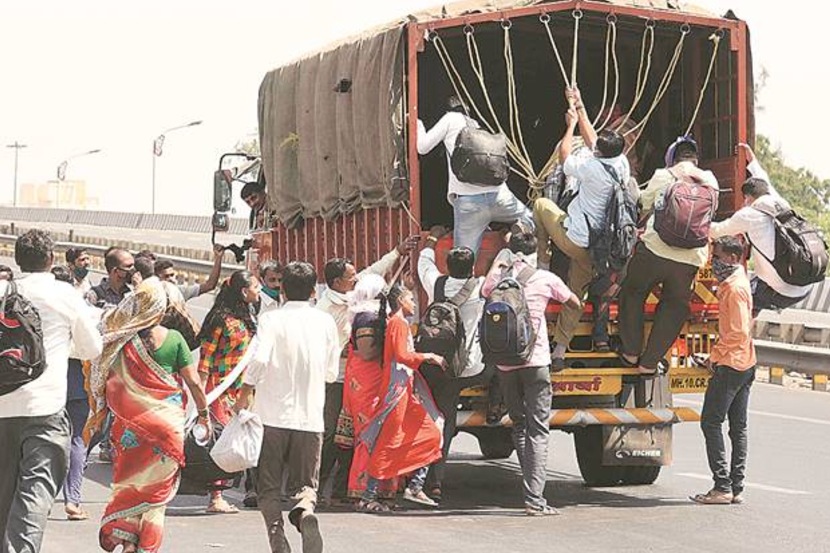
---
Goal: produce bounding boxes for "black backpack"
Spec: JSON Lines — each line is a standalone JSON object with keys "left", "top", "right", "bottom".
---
{"left": 479, "top": 266, "right": 537, "bottom": 366}
{"left": 450, "top": 125, "right": 510, "bottom": 186}
{"left": 0, "top": 282, "right": 47, "bottom": 396}
{"left": 588, "top": 162, "right": 639, "bottom": 276}
{"left": 750, "top": 205, "right": 829, "bottom": 286}
{"left": 415, "top": 276, "right": 477, "bottom": 377}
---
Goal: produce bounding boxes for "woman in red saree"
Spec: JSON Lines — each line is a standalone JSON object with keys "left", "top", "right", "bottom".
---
{"left": 342, "top": 275, "right": 398, "bottom": 500}
{"left": 88, "top": 281, "right": 209, "bottom": 553}
{"left": 357, "top": 284, "right": 446, "bottom": 511}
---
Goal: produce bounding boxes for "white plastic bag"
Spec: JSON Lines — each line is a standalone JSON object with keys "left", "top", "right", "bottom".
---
{"left": 209, "top": 409, "right": 264, "bottom": 473}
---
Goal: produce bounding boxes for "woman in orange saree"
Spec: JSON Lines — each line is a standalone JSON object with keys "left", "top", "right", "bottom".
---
{"left": 358, "top": 285, "right": 446, "bottom": 511}
{"left": 88, "top": 281, "right": 208, "bottom": 553}
{"left": 343, "top": 275, "right": 397, "bottom": 501}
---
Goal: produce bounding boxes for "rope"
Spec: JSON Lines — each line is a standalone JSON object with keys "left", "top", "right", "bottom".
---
{"left": 597, "top": 18, "right": 620, "bottom": 132}
{"left": 618, "top": 21, "right": 655, "bottom": 128}
{"left": 684, "top": 30, "right": 723, "bottom": 136}
{"left": 623, "top": 24, "right": 690, "bottom": 154}
{"left": 541, "top": 14, "right": 571, "bottom": 86}
{"left": 503, "top": 22, "right": 536, "bottom": 177}
{"left": 571, "top": 9, "right": 582, "bottom": 87}
{"left": 591, "top": 18, "right": 612, "bottom": 128}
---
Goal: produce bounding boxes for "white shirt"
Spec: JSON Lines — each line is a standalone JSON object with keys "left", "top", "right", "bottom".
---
{"left": 258, "top": 290, "right": 281, "bottom": 316}
{"left": 417, "top": 248, "right": 485, "bottom": 378}
{"left": 0, "top": 273, "right": 103, "bottom": 419}
{"left": 245, "top": 302, "right": 340, "bottom": 433}
{"left": 710, "top": 159, "right": 811, "bottom": 298}
{"left": 317, "top": 248, "right": 401, "bottom": 381}
{"left": 563, "top": 150, "right": 631, "bottom": 248}
{"left": 417, "top": 112, "right": 507, "bottom": 198}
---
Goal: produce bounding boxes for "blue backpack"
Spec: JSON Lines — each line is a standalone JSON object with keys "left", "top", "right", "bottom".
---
{"left": 479, "top": 265, "right": 537, "bottom": 366}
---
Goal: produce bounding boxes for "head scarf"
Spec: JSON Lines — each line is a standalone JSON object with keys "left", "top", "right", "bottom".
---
{"left": 86, "top": 279, "right": 185, "bottom": 440}
{"left": 349, "top": 273, "right": 386, "bottom": 321}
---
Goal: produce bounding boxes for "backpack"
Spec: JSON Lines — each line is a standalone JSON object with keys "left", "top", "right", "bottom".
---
{"left": 479, "top": 265, "right": 537, "bottom": 366}
{"left": 654, "top": 169, "right": 719, "bottom": 249}
{"left": 450, "top": 124, "right": 510, "bottom": 186}
{"left": 0, "top": 282, "right": 47, "bottom": 397}
{"left": 750, "top": 205, "right": 829, "bottom": 286}
{"left": 415, "top": 276, "right": 477, "bottom": 377}
{"left": 589, "top": 163, "right": 639, "bottom": 276}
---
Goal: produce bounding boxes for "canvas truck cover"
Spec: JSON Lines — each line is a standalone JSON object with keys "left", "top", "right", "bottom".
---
{"left": 258, "top": 0, "right": 729, "bottom": 228}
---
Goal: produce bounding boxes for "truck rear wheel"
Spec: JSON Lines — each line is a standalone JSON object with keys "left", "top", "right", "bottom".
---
{"left": 573, "top": 426, "right": 663, "bottom": 486}
{"left": 573, "top": 426, "right": 626, "bottom": 486}
{"left": 475, "top": 428, "right": 515, "bottom": 459}
{"left": 620, "top": 465, "right": 662, "bottom": 485}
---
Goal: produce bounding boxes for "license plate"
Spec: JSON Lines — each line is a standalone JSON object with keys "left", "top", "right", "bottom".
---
{"left": 669, "top": 373, "right": 710, "bottom": 393}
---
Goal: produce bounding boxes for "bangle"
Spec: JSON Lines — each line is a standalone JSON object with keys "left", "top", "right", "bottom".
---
{"left": 198, "top": 408, "right": 209, "bottom": 418}
{"left": 426, "top": 236, "right": 438, "bottom": 243}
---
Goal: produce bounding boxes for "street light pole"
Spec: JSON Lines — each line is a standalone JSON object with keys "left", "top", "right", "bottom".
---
{"left": 5, "top": 141, "right": 28, "bottom": 207}
{"left": 151, "top": 120, "right": 202, "bottom": 215}
{"left": 56, "top": 148, "right": 102, "bottom": 209}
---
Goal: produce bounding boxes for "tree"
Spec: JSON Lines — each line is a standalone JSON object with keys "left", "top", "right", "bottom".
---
{"left": 234, "top": 134, "right": 260, "bottom": 156}
{"left": 755, "top": 134, "right": 830, "bottom": 237}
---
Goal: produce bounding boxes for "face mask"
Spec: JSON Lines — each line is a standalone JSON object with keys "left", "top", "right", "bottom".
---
{"left": 262, "top": 285, "right": 280, "bottom": 301}
{"left": 73, "top": 266, "right": 89, "bottom": 280}
{"left": 712, "top": 258, "right": 738, "bottom": 282}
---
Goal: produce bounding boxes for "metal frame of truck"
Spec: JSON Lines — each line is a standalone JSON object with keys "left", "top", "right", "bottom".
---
{"left": 231, "top": 0, "right": 753, "bottom": 486}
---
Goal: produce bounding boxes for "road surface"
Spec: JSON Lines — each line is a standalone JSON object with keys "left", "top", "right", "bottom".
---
{"left": 40, "top": 383, "right": 829, "bottom": 553}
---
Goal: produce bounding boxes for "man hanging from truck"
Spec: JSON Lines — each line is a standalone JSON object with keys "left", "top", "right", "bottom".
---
{"left": 417, "top": 95, "right": 534, "bottom": 254}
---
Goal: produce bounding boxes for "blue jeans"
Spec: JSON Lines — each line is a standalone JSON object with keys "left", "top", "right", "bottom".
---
{"left": 700, "top": 365, "right": 755, "bottom": 494}
{"left": 63, "top": 399, "right": 90, "bottom": 506}
{"left": 362, "top": 466, "right": 429, "bottom": 502}
{"left": 453, "top": 187, "right": 534, "bottom": 253}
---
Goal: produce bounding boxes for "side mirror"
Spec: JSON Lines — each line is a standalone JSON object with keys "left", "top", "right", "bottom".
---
{"left": 213, "top": 169, "right": 233, "bottom": 212}
{"left": 212, "top": 212, "right": 230, "bottom": 233}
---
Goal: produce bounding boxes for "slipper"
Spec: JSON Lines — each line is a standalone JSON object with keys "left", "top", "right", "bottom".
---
{"left": 403, "top": 488, "right": 438, "bottom": 507}
{"left": 690, "top": 489, "right": 733, "bottom": 505}
{"left": 207, "top": 500, "right": 239, "bottom": 514}
{"left": 65, "top": 504, "right": 89, "bottom": 521}
{"left": 618, "top": 354, "right": 639, "bottom": 368}
{"left": 356, "top": 500, "right": 390, "bottom": 513}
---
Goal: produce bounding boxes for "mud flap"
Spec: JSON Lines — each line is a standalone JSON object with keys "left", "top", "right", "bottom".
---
{"left": 602, "top": 424, "right": 673, "bottom": 466}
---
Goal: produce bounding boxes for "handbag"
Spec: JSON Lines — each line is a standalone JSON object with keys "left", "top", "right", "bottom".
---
{"left": 333, "top": 409, "right": 354, "bottom": 449}
{"left": 210, "top": 409, "right": 264, "bottom": 473}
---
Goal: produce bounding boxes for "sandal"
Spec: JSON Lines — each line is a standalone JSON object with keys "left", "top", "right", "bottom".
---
{"left": 427, "top": 485, "right": 442, "bottom": 501}
{"left": 207, "top": 499, "right": 239, "bottom": 514}
{"left": 403, "top": 488, "right": 438, "bottom": 507}
{"left": 690, "top": 489, "right": 733, "bottom": 505}
{"left": 65, "top": 504, "right": 89, "bottom": 521}
{"left": 356, "top": 500, "right": 390, "bottom": 513}
{"left": 594, "top": 341, "right": 611, "bottom": 353}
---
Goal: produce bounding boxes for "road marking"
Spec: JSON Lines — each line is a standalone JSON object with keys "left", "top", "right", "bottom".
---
{"left": 674, "top": 398, "right": 830, "bottom": 427}
{"left": 677, "top": 472, "right": 811, "bottom": 495}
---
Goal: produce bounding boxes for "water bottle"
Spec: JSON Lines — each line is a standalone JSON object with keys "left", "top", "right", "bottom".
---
{"left": 192, "top": 421, "right": 210, "bottom": 447}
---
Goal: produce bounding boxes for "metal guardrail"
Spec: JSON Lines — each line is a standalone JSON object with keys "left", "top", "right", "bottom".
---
{"left": 756, "top": 339, "right": 830, "bottom": 392}
{"left": 0, "top": 206, "right": 250, "bottom": 235}
{"left": 0, "top": 234, "right": 243, "bottom": 284}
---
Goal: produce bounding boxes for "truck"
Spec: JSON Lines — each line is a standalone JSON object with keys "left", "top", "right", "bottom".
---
{"left": 212, "top": 0, "right": 754, "bottom": 486}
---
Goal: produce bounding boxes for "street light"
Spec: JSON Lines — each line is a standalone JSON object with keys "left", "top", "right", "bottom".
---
{"left": 5, "top": 141, "right": 27, "bottom": 207}
{"left": 151, "top": 120, "right": 202, "bottom": 214}
{"left": 55, "top": 148, "right": 102, "bottom": 209}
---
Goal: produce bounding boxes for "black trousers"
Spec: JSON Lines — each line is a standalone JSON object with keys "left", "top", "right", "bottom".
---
{"left": 619, "top": 244, "right": 698, "bottom": 370}
{"left": 700, "top": 365, "right": 755, "bottom": 494}
{"left": 318, "top": 382, "right": 351, "bottom": 499}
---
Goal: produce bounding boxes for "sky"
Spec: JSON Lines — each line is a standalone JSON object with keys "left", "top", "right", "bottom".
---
{"left": 0, "top": 0, "right": 826, "bottom": 216}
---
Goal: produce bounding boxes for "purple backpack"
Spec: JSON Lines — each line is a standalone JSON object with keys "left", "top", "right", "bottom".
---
{"left": 654, "top": 169, "right": 719, "bottom": 249}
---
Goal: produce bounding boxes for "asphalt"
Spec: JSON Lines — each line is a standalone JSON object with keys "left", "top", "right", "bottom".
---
{"left": 39, "top": 382, "right": 829, "bottom": 553}
{"left": 3, "top": 256, "right": 828, "bottom": 552}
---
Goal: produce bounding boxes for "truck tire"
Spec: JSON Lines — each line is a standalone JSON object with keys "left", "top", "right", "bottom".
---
{"left": 620, "top": 465, "right": 662, "bottom": 485}
{"left": 475, "top": 428, "right": 515, "bottom": 459}
{"left": 573, "top": 426, "right": 626, "bottom": 486}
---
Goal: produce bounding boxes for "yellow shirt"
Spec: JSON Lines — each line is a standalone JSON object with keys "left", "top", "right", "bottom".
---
{"left": 710, "top": 268, "right": 756, "bottom": 371}
{"left": 639, "top": 162, "right": 719, "bottom": 268}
